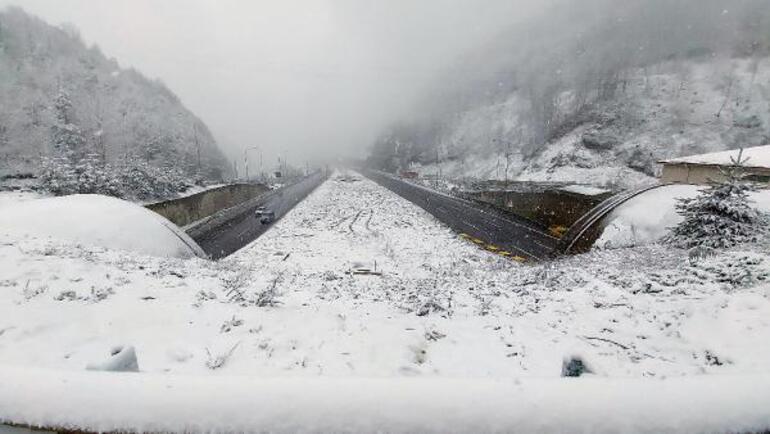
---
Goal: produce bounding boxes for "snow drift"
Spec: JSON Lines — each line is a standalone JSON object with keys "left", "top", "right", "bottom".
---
{"left": 2, "top": 366, "right": 770, "bottom": 434}
{"left": 0, "top": 194, "right": 205, "bottom": 258}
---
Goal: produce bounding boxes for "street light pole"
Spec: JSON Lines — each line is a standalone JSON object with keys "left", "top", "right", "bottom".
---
{"left": 244, "top": 148, "right": 249, "bottom": 182}
{"left": 243, "top": 146, "right": 260, "bottom": 182}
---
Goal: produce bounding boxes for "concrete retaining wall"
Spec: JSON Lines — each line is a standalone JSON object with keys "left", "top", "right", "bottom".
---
{"left": 461, "top": 189, "right": 611, "bottom": 231}
{"left": 146, "top": 183, "right": 269, "bottom": 228}
{"left": 661, "top": 163, "right": 770, "bottom": 185}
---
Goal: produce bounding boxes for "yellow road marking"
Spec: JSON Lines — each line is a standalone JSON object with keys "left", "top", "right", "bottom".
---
{"left": 548, "top": 225, "right": 568, "bottom": 238}
{"left": 458, "top": 234, "right": 530, "bottom": 263}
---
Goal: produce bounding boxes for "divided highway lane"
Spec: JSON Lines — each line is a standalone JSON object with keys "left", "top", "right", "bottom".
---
{"left": 362, "top": 170, "right": 559, "bottom": 262}
{"left": 192, "top": 172, "right": 327, "bottom": 259}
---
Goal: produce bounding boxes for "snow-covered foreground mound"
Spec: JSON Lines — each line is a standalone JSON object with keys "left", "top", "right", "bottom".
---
{"left": 0, "top": 194, "right": 204, "bottom": 258}
{"left": 1, "top": 172, "right": 770, "bottom": 431}
{"left": 597, "top": 186, "right": 770, "bottom": 249}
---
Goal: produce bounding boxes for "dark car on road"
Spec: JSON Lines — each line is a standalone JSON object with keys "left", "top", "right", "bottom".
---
{"left": 259, "top": 210, "right": 275, "bottom": 225}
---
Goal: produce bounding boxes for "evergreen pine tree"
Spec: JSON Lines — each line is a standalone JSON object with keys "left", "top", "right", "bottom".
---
{"left": 666, "top": 149, "right": 766, "bottom": 249}
{"left": 51, "top": 88, "right": 85, "bottom": 157}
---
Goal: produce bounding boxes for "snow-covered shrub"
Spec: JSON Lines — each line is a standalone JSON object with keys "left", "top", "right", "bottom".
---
{"left": 193, "top": 290, "right": 218, "bottom": 307}
{"left": 205, "top": 343, "right": 239, "bottom": 370}
{"left": 22, "top": 282, "right": 47, "bottom": 300}
{"left": 219, "top": 315, "right": 244, "bottom": 333}
{"left": 691, "top": 253, "right": 769, "bottom": 290}
{"left": 665, "top": 150, "right": 766, "bottom": 249}
{"left": 39, "top": 154, "right": 193, "bottom": 201}
{"left": 73, "top": 155, "right": 124, "bottom": 197}
{"left": 40, "top": 155, "right": 123, "bottom": 197}
{"left": 39, "top": 156, "right": 79, "bottom": 196}
{"left": 252, "top": 273, "right": 283, "bottom": 307}
{"left": 400, "top": 281, "right": 454, "bottom": 317}
{"left": 632, "top": 251, "right": 768, "bottom": 294}
{"left": 117, "top": 159, "right": 191, "bottom": 201}
{"left": 53, "top": 290, "right": 79, "bottom": 301}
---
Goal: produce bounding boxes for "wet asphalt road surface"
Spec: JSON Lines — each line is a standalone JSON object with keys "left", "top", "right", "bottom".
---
{"left": 193, "top": 172, "right": 327, "bottom": 259}
{"left": 362, "top": 170, "right": 559, "bottom": 261}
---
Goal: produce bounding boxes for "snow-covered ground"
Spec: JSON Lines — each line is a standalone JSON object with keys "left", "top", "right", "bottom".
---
{"left": 1, "top": 171, "right": 770, "bottom": 431}
{"left": 0, "top": 190, "right": 44, "bottom": 208}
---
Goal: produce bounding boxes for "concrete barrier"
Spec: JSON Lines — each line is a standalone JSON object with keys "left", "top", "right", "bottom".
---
{"left": 146, "top": 183, "right": 269, "bottom": 228}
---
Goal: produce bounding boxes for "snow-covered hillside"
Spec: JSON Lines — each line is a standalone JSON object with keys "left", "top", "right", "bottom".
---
{"left": 408, "top": 58, "right": 770, "bottom": 189}
{"left": 0, "top": 7, "right": 230, "bottom": 188}
{"left": 369, "top": 0, "right": 770, "bottom": 189}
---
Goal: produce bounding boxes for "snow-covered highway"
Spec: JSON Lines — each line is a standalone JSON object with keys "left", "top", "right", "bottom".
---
{"left": 191, "top": 171, "right": 328, "bottom": 259}
{"left": 362, "top": 169, "right": 560, "bottom": 261}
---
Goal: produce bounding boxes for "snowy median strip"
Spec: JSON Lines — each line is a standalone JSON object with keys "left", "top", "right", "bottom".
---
{"left": 2, "top": 366, "right": 770, "bottom": 433}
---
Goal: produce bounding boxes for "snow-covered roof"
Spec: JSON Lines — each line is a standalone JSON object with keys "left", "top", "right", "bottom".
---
{"left": 661, "top": 145, "right": 770, "bottom": 169}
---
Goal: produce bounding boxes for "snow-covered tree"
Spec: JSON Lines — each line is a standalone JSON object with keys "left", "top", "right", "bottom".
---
{"left": 40, "top": 152, "right": 193, "bottom": 200}
{"left": 51, "top": 88, "right": 85, "bottom": 157}
{"left": 40, "top": 153, "right": 121, "bottom": 197}
{"left": 666, "top": 149, "right": 766, "bottom": 249}
{"left": 39, "top": 156, "right": 78, "bottom": 195}
{"left": 117, "top": 155, "right": 191, "bottom": 201}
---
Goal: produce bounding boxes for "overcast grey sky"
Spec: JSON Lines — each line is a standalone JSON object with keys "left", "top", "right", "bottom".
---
{"left": 0, "top": 0, "right": 542, "bottom": 165}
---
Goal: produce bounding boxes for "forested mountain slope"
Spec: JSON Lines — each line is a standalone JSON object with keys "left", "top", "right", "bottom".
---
{"left": 0, "top": 7, "right": 230, "bottom": 197}
{"left": 370, "top": 0, "right": 770, "bottom": 189}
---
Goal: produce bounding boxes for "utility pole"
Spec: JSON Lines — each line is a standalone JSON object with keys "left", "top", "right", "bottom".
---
{"left": 193, "top": 123, "right": 201, "bottom": 174}
{"left": 504, "top": 141, "right": 512, "bottom": 183}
